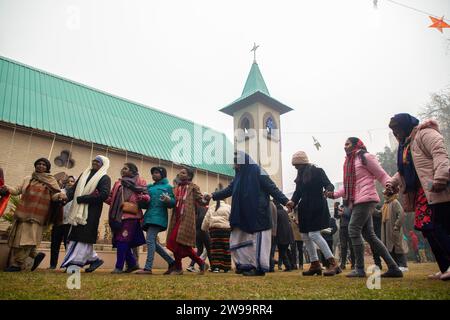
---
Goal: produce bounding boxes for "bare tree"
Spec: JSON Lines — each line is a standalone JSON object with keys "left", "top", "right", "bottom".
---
{"left": 419, "top": 88, "right": 450, "bottom": 149}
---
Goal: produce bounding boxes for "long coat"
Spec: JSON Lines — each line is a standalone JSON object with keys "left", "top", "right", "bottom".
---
{"left": 143, "top": 178, "right": 175, "bottom": 230}
{"left": 275, "top": 207, "right": 294, "bottom": 245}
{"left": 213, "top": 174, "right": 289, "bottom": 233}
{"left": 166, "top": 183, "right": 204, "bottom": 248}
{"left": 67, "top": 175, "right": 111, "bottom": 244}
{"left": 381, "top": 199, "right": 409, "bottom": 254}
{"left": 292, "top": 166, "right": 334, "bottom": 233}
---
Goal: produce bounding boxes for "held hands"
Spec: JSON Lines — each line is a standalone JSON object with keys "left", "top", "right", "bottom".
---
{"left": 203, "top": 193, "right": 212, "bottom": 203}
{"left": 324, "top": 191, "right": 334, "bottom": 199}
{"left": 285, "top": 200, "right": 295, "bottom": 212}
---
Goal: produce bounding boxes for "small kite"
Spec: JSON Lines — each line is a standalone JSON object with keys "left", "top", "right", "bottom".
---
{"left": 312, "top": 136, "right": 321, "bottom": 151}
{"left": 429, "top": 16, "right": 450, "bottom": 33}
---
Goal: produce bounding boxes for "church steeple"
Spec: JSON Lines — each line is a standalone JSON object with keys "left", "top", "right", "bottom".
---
{"left": 241, "top": 62, "right": 270, "bottom": 97}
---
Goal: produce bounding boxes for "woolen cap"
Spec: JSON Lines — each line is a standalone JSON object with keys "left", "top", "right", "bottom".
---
{"left": 292, "top": 151, "right": 309, "bottom": 165}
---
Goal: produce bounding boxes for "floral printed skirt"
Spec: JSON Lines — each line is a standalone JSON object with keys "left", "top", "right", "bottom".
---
{"left": 414, "top": 188, "right": 433, "bottom": 231}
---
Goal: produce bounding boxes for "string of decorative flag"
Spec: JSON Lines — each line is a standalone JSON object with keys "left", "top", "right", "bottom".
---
{"left": 373, "top": 0, "right": 450, "bottom": 33}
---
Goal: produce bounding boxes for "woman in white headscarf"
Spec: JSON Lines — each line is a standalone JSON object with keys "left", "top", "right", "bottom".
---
{"left": 61, "top": 156, "right": 111, "bottom": 272}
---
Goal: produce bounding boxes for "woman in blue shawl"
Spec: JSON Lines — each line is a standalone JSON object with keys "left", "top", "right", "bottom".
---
{"left": 210, "top": 152, "right": 293, "bottom": 276}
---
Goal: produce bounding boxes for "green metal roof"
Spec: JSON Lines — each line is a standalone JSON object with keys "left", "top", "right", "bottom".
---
{"left": 241, "top": 62, "right": 270, "bottom": 97}
{"left": 0, "top": 56, "right": 234, "bottom": 177}
{"left": 220, "top": 62, "right": 293, "bottom": 116}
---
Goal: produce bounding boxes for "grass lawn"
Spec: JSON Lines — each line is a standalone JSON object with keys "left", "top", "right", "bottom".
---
{"left": 0, "top": 263, "right": 448, "bottom": 300}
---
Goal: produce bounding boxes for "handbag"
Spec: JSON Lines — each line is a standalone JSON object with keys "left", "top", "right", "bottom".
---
{"left": 121, "top": 188, "right": 139, "bottom": 215}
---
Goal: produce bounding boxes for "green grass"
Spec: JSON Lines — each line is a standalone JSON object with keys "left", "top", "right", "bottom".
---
{"left": 0, "top": 263, "right": 448, "bottom": 300}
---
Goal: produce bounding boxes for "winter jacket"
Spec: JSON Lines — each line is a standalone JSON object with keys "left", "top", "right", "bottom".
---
{"left": 142, "top": 178, "right": 175, "bottom": 230}
{"left": 390, "top": 120, "right": 450, "bottom": 211}
{"left": 201, "top": 201, "right": 231, "bottom": 231}
{"left": 334, "top": 153, "right": 390, "bottom": 205}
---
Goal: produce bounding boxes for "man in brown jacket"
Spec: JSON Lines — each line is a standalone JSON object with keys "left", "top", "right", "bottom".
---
{"left": 387, "top": 113, "right": 450, "bottom": 281}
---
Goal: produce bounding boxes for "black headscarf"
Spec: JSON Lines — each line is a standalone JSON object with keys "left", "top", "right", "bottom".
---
{"left": 389, "top": 113, "right": 420, "bottom": 192}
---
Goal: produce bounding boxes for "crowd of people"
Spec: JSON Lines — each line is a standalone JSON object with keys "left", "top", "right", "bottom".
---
{"left": 0, "top": 113, "right": 449, "bottom": 281}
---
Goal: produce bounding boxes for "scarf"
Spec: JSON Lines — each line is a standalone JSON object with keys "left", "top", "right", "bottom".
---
{"left": 174, "top": 183, "right": 189, "bottom": 218}
{"left": 398, "top": 132, "right": 420, "bottom": 193}
{"left": 67, "top": 155, "right": 110, "bottom": 226}
{"left": 109, "top": 175, "right": 147, "bottom": 230}
{"left": 343, "top": 139, "right": 366, "bottom": 204}
{"left": 381, "top": 194, "right": 399, "bottom": 223}
{"left": 14, "top": 172, "right": 60, "bottom": 225}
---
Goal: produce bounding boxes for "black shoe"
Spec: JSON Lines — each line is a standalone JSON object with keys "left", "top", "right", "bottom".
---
{"left": 381, "top": 268, "right": 403, "bottom": 278}
{"left": 235, "top": 269, "right": 244, "bottom": 274}
{"left": 346, "top": 269, "right": 366, "bottom": 278}
{"left": 243, "top": 269, "right": 265, "bottom": 277}
{"left": 125, "top": 264, "right": 139, "bottom": 273}
{"left": 85, "top": 259, "right": 104, "bottom": 273}
{"left": 4, "top": 266, "right": 21, "bottom": 272}
{"left": 31, "top": 252, "right": 46, "bottom": 271}
{"left": 48, "top": 266, "right": 57, "bottom": 270}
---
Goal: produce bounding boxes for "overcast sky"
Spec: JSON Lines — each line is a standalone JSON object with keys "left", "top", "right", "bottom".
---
{"left": 1, "top": 0, "right": 449, "bottom": 192}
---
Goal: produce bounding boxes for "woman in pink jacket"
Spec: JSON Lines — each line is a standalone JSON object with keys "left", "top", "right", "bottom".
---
{"left": 328, "top": 138, "right": 402, "bottom": 278}
{"left": 387, "top": 114, "right": 450, "bottom": 281}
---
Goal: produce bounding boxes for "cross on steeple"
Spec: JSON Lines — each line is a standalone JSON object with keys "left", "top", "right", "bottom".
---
{"left": 250, "top": 43, "right": 259, "bottom": 63}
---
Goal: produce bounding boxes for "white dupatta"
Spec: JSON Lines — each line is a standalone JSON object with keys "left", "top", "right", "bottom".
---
{"left": 66, "top": 156, "right": 110, "bottom": 226}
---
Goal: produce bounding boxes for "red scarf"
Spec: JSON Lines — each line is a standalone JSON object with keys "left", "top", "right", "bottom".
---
{"left": 343, "top": 139, "right": 366, "bottom": 203}
{"left": 174, "top": 182, "right": 189, "bottom": 219}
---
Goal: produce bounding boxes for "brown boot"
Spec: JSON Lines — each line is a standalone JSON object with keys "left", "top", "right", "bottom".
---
{"left": 302, "top": 261, "right": 322, "bottom": 276}
{"left": 323, "top": 257, "right": 342, "bottom": 276}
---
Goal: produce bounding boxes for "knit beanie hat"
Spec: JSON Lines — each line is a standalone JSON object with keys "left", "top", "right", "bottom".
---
{"left": 292, "top": 151, "right": 309, "bottom": 165}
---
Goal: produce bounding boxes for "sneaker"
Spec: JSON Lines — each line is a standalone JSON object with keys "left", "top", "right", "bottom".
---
{"left": 111, "top": 268, "right": 123, "bottom": 274}
{"left": 186, "top": 265, "right": 197, "bottom": 273}
{"left": 85, "top": 259, "right": 104, "bottom": 273}
{"left": 170, "top": 269, "right": 184, "bottom": 275}
{"left": 124, "top": 265, "right": 139, "bottom": 273}
{"left": 136, "top": 269, "right": 153, "bottom": 275}
{"left": 4, "top": 266, "right": 21, "bottom": 272}
{"left": 346, "top": 269, "right": 366, "bottom": 278}
{"left": 212, "top": 268, "right": 220, "bottom": 273}
{"left": 243, "top": 269, "right": 265, "bottom": 277}
{"left": 399, "top": 267, "right": 409, "bottom": 272}
{"left": 31, "top": 252, "right": 46, "bottom": 271}
{"left": 198, "top": 263, "right": 209, "bottom": 275}
{"left": 381, "top": 268, "right": 403, "bottom": 278}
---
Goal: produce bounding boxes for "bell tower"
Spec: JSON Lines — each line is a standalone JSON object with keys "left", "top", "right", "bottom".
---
{"left": 219, "top": 45, "right": 293, "bottom": 189}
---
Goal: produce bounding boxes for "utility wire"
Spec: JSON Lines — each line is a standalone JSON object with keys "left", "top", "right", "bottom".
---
{"left": 384, "top": 0, "right": 450, "bottom": 22}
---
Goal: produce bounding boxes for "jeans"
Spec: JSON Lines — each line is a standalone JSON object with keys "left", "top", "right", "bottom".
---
{"left": 144, "top": 225, "right": 174, "bottom": 271}
{"left": 116, "top": 242, "right": 136, "bottom": 270}
{"left": 390, "top": 248, "right": 408, "bottom": 268}
{"left": 349, "top": 202, "right": 398, "bottom": 270}
{"left": 302, "top": 231, "right": 334, "bottom": 262}
{"left": 319, "top": 240, "right": 334, "bottom": 267}
{"left": 189, "top": 230, "right": 211, "bottom": 267}
{"left": 339, "top": 225, "right": 355, "bottom": 267}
